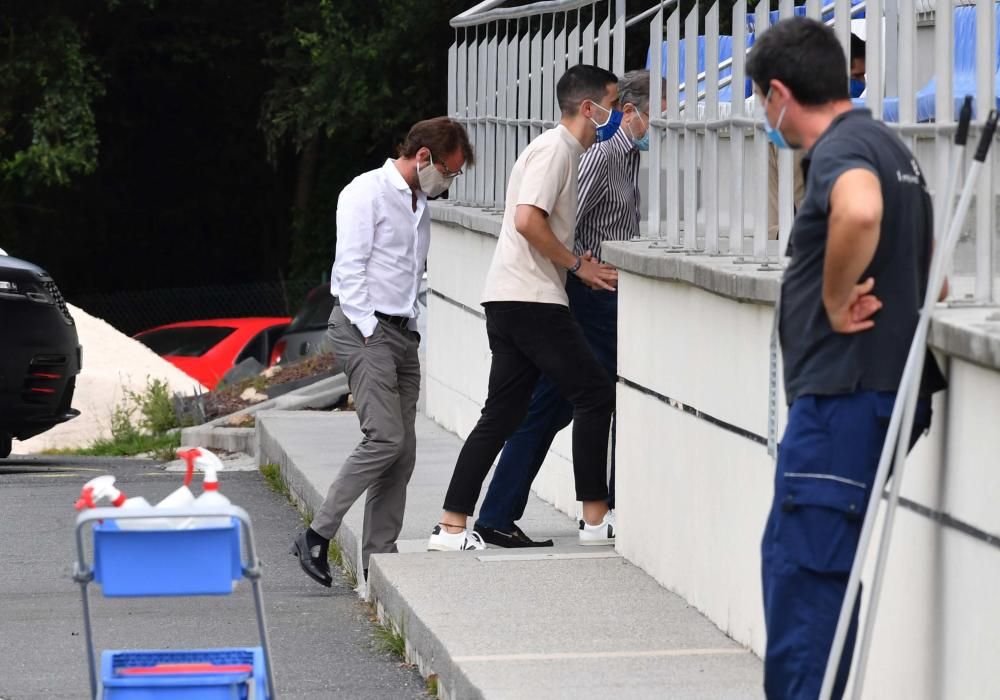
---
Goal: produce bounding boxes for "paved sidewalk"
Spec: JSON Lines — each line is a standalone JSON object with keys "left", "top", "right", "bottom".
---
{"left": 257, "top": 410, "right": 762, "bottom": 699}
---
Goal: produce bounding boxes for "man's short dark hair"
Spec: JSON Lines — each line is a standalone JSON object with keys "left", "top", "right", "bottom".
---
{"left": 746, "top": 17, "right": 849, "bottom": 105}
{"left": 557, "top": 64, "right": 618, "bottom": 116}
{"left": 850, "top": 33, "right": 865, "bottom": 63}
{"left": 398, "top": 117, "right": 474, "bottom": 165}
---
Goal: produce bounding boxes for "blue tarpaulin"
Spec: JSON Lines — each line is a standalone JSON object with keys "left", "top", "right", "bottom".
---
{"left": 882, "top": 5, "right": 1000, "bottom": 122}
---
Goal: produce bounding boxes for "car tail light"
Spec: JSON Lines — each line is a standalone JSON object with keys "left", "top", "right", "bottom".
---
{"left": 269, "top": 339, "right": 287, "bottom": 367}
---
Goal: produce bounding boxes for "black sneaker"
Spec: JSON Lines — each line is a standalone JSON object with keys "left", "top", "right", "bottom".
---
{"left": 473, "top": 522, "right": 554, "bottom": 548}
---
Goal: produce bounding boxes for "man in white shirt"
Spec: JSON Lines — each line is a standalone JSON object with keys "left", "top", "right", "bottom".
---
{"left": 429, "top": 65, "right": 621, "bottom": 552}
{"left": 292, "top": 117, "right": 472, "bottom": 587}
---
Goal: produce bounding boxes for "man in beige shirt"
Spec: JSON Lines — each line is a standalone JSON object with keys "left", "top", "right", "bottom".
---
{"left": 429, "top": 64, "right": 621, "bottom": 551}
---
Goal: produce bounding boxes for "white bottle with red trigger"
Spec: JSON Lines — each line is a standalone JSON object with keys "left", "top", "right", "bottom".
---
{"left": 191, "top": 448, "right": 232, "bottom": 528}
{"left": 154, "top": 448, "right": 199, "bottom": 528}
{"left": 74, "top": 475, "right": 161, "bottom": 530}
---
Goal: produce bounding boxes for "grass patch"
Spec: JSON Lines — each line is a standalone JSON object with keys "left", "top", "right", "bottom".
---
{"left": 373, "top": 618, "right": 406, "bottom": 659}
{"left": 260, "top": 463, "right": 290, "bottom": 498}
{"left": 45, "top": 378, "right": 184, "bottom": 459}
{"left": 342, "top": 560, "right": 358, "bottom": 589}
{"left": 328, "top": 539, "right": 344, "bottom": 568}
{"left": 45, "top": 432, "right": 180, "bottom": 461}
{"left": 425, "top": 674, "right": 439, "bottom": 697}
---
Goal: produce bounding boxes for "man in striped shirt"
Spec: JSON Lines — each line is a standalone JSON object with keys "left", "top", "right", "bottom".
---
{"left": 473, "top": 70, "right": 655, "bottom": 548}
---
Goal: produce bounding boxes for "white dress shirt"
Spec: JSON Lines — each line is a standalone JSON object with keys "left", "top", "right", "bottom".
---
{"left": 331, "top": 159, "right": 429, "bottom": 338}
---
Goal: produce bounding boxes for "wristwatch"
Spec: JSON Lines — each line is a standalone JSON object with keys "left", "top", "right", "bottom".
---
{"left": 567, "top": 256, "right": 582, "bottom": 274}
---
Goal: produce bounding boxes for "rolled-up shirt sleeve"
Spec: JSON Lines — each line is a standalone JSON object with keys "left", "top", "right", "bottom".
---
{"left": 333, "top": 182, "right": 379, "bottom": 338}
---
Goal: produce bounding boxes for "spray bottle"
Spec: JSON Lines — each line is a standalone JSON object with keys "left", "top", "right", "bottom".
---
{"left": 190, "top": 448, "right": 232, "bottom": 528}
{"left": 74, "top": 475, "right": 162, "bottom": 530}
{"left": 151, "top": 448, "right": 200, "bottom": 528}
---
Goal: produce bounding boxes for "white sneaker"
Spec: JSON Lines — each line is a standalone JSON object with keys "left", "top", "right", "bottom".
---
{"left": 427, "top": 525, "right": 487, "bottom": 551}
{"left": 579, "top": 510, "right": 616, "bottom": 545}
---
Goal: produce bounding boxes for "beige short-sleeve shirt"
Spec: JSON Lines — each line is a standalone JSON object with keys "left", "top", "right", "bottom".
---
{"left": 482, "top": 125, "right": 585, "bottom": 305}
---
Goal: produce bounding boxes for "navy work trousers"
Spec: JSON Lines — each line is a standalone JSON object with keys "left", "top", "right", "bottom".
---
{"left": 761, "top": 391, "right": 931, "bottom": 699}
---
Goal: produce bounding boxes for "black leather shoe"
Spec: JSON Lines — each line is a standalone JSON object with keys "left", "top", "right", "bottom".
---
{"left": 473, "top": 522, "right": 554, "bottom": 548}
{"left": 290, "top": 532, "right": 332, "bottom": 587}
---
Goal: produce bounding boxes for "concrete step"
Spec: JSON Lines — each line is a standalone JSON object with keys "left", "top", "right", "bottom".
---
{"left": 255, "top": 409, "right": 763, "bottom": 699}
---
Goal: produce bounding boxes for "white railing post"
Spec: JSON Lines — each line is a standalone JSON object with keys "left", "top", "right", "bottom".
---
{"left": 666, "top": 7, "right": 681, "bottom": 246}
{"left": 976, "top": 0, "right": 995, "bottom": 302}
{"left": 456, "top": 29, "right": 469, "bottom": 204}
{"left": 704, "top": 1, "right": 721, "bottom": 254}
{"left": 518, "top": 21, "right": 531, "bottom": 159}
{"left": 486, "top": 23, "right": 499, "bottom": 209}
{"left": 866, "top": 0, "right": 884, "bottom": 120}
{"left": 835, "top": 0, "right": 852, "bottom": 58}
{"left": 898, "top": 0, "right": 916, "bottom": 150}
{"left": 543, "top": 15, "right": 556, "bottom": 128}
{"left": 495, "top": 22, "right": 508, "bottom": 211}
{"left": 885, "top": 0, "right": 899, "bottom": 98}
{"left": 752, "top": 0, "right": 770, "bottom": 261}
{"left": 467, "top": 27, "right": 480, "bottom": 204}
{"left": 778, "top": 0, "right": 795, "bottom": 260}
{"left": 476, "top": 28, "right": 489, "bottom": 206}
{"left": 530, "top": 21, "right": 543, "bottom": 141}
{"left": 648, "top": 7, "right": 664, "bottom": 238}
{"left": 583, "top": 3, "right": 596, "bottom": 63}
{"left": 568, "top": 9, "right": 581, "bottom": 66}
{"left": 598, "top": 1, "right": 611, "bottom": 69}
{"left": 729, "top": 0, "right": 747, "bottom": 255}
{"left": 506, "top": 20, "right": 519, "bottom": 188}
{"left": 683, "top": 5, "right": 699, "bottom": 250}
{"left": 934, "top": 0, "right": 954, "bottom": 260}
{"left": 612, "top": 0, "right": 626, "bottom": 76}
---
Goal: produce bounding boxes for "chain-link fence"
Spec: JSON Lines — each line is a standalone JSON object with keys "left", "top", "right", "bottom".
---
{"left": 71, "top": 279, "right": 322, "bottom": 337}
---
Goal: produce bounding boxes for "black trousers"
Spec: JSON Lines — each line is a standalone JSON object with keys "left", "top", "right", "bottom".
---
{"left": 442, "top": 301, "right": 615, "bottom": 516}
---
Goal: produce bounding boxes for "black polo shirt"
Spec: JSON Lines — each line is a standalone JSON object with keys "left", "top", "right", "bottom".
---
{"left": 779, "top": 108, "right": 946, "bottom": 405}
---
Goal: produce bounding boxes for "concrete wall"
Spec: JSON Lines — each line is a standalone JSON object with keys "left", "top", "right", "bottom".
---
{"left": 426, "top": 205, "right": 1000, "bottom": 698}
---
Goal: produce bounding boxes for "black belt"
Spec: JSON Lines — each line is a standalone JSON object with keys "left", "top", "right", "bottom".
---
{"left": 374, "top": 311, "right": 411, "bottom": 331}
{"left": 332, "top": 298, "right": 411, "bottom": 331}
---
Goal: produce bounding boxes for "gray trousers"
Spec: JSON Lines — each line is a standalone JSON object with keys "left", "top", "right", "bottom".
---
{"left": 310, "top": 305, "right": 421, "bottom": 568}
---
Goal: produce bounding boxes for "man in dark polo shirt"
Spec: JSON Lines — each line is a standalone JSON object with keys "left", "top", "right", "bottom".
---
{"left": 747, "top": 18, "right": 945, "bottom": 699}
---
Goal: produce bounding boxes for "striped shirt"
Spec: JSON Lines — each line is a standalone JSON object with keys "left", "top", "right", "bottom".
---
{"left": 574, "top": 126, "right": 641, "bottom": 261}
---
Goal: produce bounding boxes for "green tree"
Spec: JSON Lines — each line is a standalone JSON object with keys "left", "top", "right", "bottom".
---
{"left": 259, "top": 0, "right": 467, "bottom": 279}
{"left": 0, "top": 10, "right": 105, "bottom": 191}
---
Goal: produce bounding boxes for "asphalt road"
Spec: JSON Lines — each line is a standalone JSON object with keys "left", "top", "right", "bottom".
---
{"left": 0, "top": 455, "right": 425, "bottom": 699}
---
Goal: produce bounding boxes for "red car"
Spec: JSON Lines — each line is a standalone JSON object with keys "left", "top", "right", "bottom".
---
{"left": 134, "top": 318, "right": 290, "bottom": 390}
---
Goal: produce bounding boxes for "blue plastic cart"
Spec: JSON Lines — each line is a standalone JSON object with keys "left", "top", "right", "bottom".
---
{"left": 73, "top": 505, "right": 277, "bottom": 699}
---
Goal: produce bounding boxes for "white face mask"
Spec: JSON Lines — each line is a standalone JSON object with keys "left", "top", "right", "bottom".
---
{"left": 417, "top": 154, "right": 453, "bottom": 198}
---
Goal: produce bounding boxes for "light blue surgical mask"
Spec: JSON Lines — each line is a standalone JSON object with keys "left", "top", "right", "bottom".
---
{"left": 626, "top": 108, "right": 650, "bottom": 151}
{"left": 763, "top": 90, "right": 793, "bottom": 150}
{"left": 590, "top": 102, "right": 623, "bottom": 142}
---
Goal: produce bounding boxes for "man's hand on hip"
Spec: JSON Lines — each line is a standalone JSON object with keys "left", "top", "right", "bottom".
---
{"left": 828, "top": 276, "right": 882, "bottom": 333}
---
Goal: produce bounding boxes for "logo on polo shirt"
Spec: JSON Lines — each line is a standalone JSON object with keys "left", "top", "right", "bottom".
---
{"left": 896, "top": 165, "right": 921, "bottom": 186}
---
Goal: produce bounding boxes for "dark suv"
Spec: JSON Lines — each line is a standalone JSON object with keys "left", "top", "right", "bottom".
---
{"left": 0, "top": 254, "right": 81, "bottom": 457}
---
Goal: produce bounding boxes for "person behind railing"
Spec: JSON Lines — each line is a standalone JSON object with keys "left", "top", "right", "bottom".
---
{"left": 767, "top": 33, "right": 865, "bottom": 241}
{"left": 291, "top": 117, "right": 473, "bottom": 587}
{"left": 428, "top": 64, "right": 621, "bottom": 552}
{"left": 470, "top": 69, "right": 661, "bottom": 549}
{"left": 747, "top": 17, "right": 944, "bottom": 699}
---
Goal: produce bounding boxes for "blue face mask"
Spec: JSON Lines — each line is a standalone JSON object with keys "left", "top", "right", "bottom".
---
{"left": 763, "top": 91, "right": 793, "bottom": 150}
{"left": 850, "top": 78, "right": 866, "bottom": 98}
{"left": 626, "top": 109, "right": 650, "bottom": 151}
{"left": 590, "top": 102, "right": 623, "bottom": 142}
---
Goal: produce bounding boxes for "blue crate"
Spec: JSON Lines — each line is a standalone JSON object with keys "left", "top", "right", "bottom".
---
{"left": 93, "top": 518, "right": 242, "bottom": 597}
{"left": 101, "top": 647, "right": 268, "bottom": 699}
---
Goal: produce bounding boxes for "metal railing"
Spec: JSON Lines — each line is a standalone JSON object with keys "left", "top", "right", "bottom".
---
{"left": 448, "top": 0, "right": 999, "bottom": 303}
